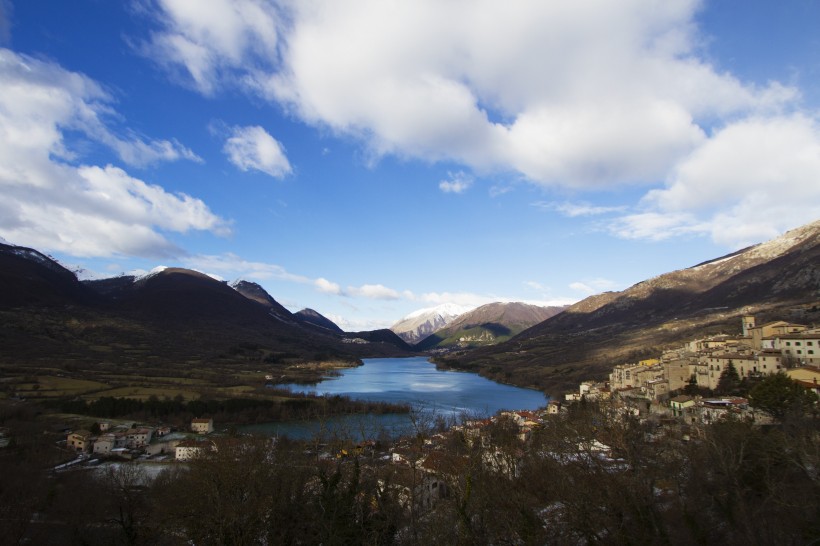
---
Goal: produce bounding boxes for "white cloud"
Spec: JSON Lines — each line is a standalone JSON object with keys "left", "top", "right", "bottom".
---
{"left": 534, "top": 201, "right": 626, "bottom": 217}
{"left": 315, "top": 277, "right": 342, "bottom": 295}
{"left": 347, "top": 283, "right": 401, "bottom": 300}
{"left": 182, "top": 253, "right": 310, "bottom": 283}
{"left": 223, "top": 125, "right": 292, "bottom": 178}
{"left": 419, "top": 291, "right": 497, "bottom": 308}
{"left": 439, "top": 171, "right": 473, "bottom": 194}
{"left": 133, "top": 1, "right": 820, "bottom": 252}
{"left": 143, "top": 0, "right": 804, "bottom": 196}
{"left": 0, "top": 49, "right": 226, "bottom": 258}
{"left": 139, "top": 0, "right": 280, "bottom": 95}
{"left": 611, "top": 115, "right": 820, "bottom": 248}
{"left": 182, "top": 252, "right": 409, "bottom": 301}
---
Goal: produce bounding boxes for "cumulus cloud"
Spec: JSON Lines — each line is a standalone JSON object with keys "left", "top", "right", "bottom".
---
{"left": 223, "top": 125, "right": 292, "bottom": 178}
{"left": 0, "top": 49, "right": 226, "bottom": 258}
{"left": 314, "top": 277, "right": 342, "bottom": 295}
{"left": 143, "top": 0, "right": 795, "bottom": 187}
{"left": 611, "top": 115, "right": 820, "bottom": 248}
{"left": 439, "top": 171, "right": 473, "bottom": 194}
{"left": 138, "top": 0, "right": 280, "bottom": 96}
{"left": 347, "top": 283, "right": 401, "bottom": 300}
{"left": 141, "top": 1, "right": 818, "bottom": 247}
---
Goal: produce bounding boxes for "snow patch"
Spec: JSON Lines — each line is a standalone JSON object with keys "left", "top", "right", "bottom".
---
{"left": 402, "top": 303, "right": 473, "bottom": 321}
{"left": 133, "top": 265, "right": 168, "bottom": 282}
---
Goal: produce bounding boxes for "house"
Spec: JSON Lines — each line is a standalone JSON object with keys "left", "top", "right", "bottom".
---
{"left": 191, "top": 418, "right": 214, "bottom": 434}
{"left": 125, "top": 427, "right": 154, "bottom": 449}
{"left": 380, "top": 466, "right": 442, "bottom": 513}
{"left": 93, "top": 432, "right": 126, "bottom": 455}
{"left": 696, "top": 398, "right": 750, "bottom": 424}
{"left": 645, "top": 378, "right": 670, "bottom": 401}
{"left": 756, "top": 350, "right": 783, "bottom": 374}
{"left": 669, "top": 395, "right": 695, "bottom": 418}
{"left": 746, "top": 319, "right": 807, "bottom": 350}
{"left": 663, "top": 359, "right": 690, "bottom": 391}
{"left": 67, "top": 430, "right": 93, "bottom": 452}
{"left": 776, "top": 331, "right": 820, "bottom": 366}
{"left": 154, "top": 425, "right": 172, "bottom": 437}
{"left": 175, "top": 439, "right": 215, "bottom": 461}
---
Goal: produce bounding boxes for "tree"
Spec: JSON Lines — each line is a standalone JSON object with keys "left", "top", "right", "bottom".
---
{"left": 749, "top": 372, "right": 818, "bottom": 420}
{"left": 716, "top": 362, "right": 742, "bottom": 396}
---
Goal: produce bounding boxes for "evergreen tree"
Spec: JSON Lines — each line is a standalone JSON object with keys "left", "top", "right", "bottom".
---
{"left": 716, "top": 362, "right": 742, "bottom": 396}
{"left": 750, "top": 372, "right": 818, "bottom": 420}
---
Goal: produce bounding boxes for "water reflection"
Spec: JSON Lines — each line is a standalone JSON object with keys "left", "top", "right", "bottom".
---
{"left": 245, "top": 357, "right": 548, "bottom": 440}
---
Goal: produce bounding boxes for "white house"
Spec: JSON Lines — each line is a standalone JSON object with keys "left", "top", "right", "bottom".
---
{"left": 191, "top": 418, "right": 214, "bottom": 434}
{"left": 175, "top": 439, "right": 214, "bottom": 461}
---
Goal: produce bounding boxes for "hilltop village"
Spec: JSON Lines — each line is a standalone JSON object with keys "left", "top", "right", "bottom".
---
{"left": 566, "top": 315, "right": 820, "bottom": 422}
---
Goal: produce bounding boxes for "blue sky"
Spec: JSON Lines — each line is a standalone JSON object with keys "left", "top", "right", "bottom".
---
{"left": 1, "top": 0, "right": 819, "bottom": 330}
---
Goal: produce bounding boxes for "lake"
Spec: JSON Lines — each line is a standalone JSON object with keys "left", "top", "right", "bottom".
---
{"left": 242, "top": 356, "right": 548, "bottom": 440}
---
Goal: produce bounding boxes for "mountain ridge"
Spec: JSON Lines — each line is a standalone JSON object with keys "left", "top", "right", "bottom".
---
{"left": 295, "top": 308, "right": 344, "bottom": 333}
{"left": 439, "top": 220, "right": 820, "bottom": 395}
{"left": 0, "top": 248, "right": 414, "bottom": 376}
{"left": 390, "top": 303, "right": 472, "bottom": 344}
{"left": 417, "top": 302, "right": 566, "bottom": 350}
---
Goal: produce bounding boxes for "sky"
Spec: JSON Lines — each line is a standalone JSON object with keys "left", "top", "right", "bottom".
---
{"left": 1, "top": 0, "right": 819, "bottom": 331}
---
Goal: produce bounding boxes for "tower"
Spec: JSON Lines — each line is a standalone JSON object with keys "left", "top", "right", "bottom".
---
{"left": 742, "top": 315, "right": 756, "bottom": 337}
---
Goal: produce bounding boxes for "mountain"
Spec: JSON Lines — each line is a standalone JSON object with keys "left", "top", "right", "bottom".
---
{"left": 345, "top": 329, "right": 413, "bottom": 351}
{"left": 416, "top": 302, "right": 567, "bottom": 350}
{"left": 439, "top": 220, "right": 820, "bottom": 395}
{"left": 0, "top": 245, "right": 413, "bottom": 377}
{"left": 231, "top": 280, "right": 294, "bottom": 319}
{"left": 390, "top": 303, "right": 472, "bottom": 344}
{"left": 295, "top": 308, "right": 344, "bottom": 333}
{"left": 0, "top": 243, "right": 96, "bottom": 307}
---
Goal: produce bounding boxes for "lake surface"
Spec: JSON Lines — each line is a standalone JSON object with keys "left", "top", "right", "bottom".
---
{"left": 243, "top": 357, "right": 548, "bottom": 440}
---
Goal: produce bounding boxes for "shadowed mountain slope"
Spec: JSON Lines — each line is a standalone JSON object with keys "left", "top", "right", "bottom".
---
{"left": 439, "top": 220, "right": 820, "bottom": 395}
{"left": 0, "top": 243, "right": 96, "bottom": 307}
{"left": 295, "top": 308, "right": 344, "bottom": 333}
{"left": 232, "top": 280, "right": 295, "bottom": 319}
{"left": 0, "top": 250, "right": 412, "bottom": 376}
{"left": 346, "top": 329, "right": 413, "bottom": 351}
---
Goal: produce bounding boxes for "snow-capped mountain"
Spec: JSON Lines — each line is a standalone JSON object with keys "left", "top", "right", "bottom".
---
{"left": 390, "top": 303, "right": 472, "bottom": 344}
